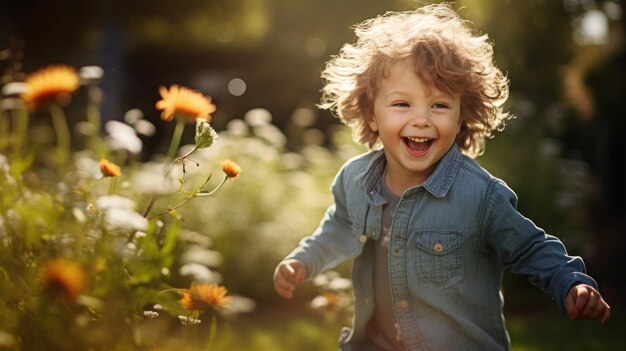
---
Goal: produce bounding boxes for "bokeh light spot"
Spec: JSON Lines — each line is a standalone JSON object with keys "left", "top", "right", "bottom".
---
{"left": 228, "top": 78, "right": 247, "bottom": 96}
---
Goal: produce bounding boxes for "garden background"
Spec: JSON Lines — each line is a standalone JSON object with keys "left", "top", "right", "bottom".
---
{"left": 1, "top": 0, "right": 624, "bottom": 350}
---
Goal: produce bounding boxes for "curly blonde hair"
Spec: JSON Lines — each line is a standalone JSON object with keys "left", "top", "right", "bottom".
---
{"left": 319, "top": 3, "right": 510, "bottom": 158}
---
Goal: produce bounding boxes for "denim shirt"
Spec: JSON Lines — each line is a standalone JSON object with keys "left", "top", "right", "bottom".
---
{"left": 286, "top": 145, "right": 597, "bottom": 350}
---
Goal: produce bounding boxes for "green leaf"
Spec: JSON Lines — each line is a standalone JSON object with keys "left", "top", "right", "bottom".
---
{"left": 195, "top": 119, "right": 218, "bottom": 149}
{"left": 160, "top": 220, "right": 180, "bottom": 268}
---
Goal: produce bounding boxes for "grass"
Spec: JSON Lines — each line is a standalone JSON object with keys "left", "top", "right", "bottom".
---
{"left": 507, "top": 309, "right": 621, "bottom": 351}
{"left": 212, "top": 307, "right": 341, "bottom": 351}
{"left": 206, "top": 305, "right": 621, "bottom": 351}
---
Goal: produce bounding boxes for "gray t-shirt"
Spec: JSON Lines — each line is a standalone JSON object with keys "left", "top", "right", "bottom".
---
{"left": 367, "top": 175, "right": 405, "bottom": 350}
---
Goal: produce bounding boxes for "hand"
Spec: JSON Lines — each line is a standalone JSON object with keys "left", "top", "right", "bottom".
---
{"left": 565, "top": 284, "right": 611, "bottom": 324}
{"left": 273, "top": 259, "right": 307, "bottom": 299}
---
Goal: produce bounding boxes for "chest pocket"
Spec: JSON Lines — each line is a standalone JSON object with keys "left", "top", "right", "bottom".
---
{"left": 413, "top": 230, "right": 462, "bottom": 284}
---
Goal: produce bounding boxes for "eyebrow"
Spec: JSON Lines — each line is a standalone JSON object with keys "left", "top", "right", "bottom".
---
{"left": 383, "top": 90, "right": 456, "bottom": 100}
{"left": 382, "top": 90, "right": 407, "bottom": 98}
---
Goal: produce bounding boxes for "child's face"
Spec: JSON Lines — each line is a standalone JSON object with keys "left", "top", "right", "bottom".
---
{"left": 369, "top": 60, "right": 461, "bottom": 186}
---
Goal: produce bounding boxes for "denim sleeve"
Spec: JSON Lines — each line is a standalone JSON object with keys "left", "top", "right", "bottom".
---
{"left": 284, "top": 166, "right": 362, "bottom": 279}
{"left": 480, "top": 180, "right": 598, "bottom": 311}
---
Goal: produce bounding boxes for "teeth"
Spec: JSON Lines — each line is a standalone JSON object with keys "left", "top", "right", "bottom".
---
{"left": 406, "top": 137, "right": 431, "bottom": 143}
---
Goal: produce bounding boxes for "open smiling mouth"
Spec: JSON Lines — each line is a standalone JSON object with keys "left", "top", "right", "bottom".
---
{"left": 403, "top": 136, "right": 433, "bottom": 154}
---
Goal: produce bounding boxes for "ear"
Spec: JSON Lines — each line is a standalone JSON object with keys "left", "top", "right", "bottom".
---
{"left": 367, "top": 115, "right": 379, "bottom": 132}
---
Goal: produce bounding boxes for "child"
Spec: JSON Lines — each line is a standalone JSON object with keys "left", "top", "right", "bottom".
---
{"left": 273, "top": 3, "right": 611, "bottom": 350}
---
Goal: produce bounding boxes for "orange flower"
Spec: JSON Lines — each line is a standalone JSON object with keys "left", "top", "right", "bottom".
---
{"left": 322, "top": 292, "right": 339, "bottom": 307}
{"left": 21, "top": 65, "right": 80, "bottom": 111}
{"left": 99, "top": 159, "right": 121, "bottom": 177}
{"left": 155, "top": 84, "right": 216, "bottom": 123}
{"left": 179, "top": 283, "right": 231, "bottom": 313}
{"left": 41, "top": 258, "right": 87, "bottom": 302}
{"left": 221, "top": 159, "right": 241, "bottom": 179}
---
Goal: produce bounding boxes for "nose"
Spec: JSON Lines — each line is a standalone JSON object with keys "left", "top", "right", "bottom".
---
{"left": 411, "top": 107, "right": 429, "bottom": 127}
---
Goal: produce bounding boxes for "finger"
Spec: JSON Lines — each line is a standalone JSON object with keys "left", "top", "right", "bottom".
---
{"left": 284, "top": 263, "right": 296, "bottom": 275}
{"left": 276, "top": 287, "right": 294, "bottom": 299}
{"left": 280, "top": 263, "right": 296, "bottom": 282}
{"left": 274, "top": 273, "right": 295, "bottom": 290}
{"left": 274, "top": 278, "right": 295, "bottom": 292}
{"left": 572, "top": 288, "right": 590, "bottom": 318}
{"left": 274, "top": 279, "right": 295, "bottom": 299}
{"left": 579, "top": 290, "right": 600, "bottom": 319}
{"left": 565, "top": 290, "right": 577, "bottom": 320}
{"left": 582, "top": 300, "right": 605, "bottom": 321}
{"left": 294, "top": 264, "right": 306, "bottom": 285}
{"left": 278, "top": 287, "right": 294, "bottom": 299}
{"left": 600, "top": 304, "right": 611, "bottom": 325}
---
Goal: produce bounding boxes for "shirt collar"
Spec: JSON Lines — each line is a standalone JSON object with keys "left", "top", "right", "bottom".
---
{"left": 356, "top": 145, "right": 463, "bottom": 199}
{"left": 421, "top": 145, "right": 463, "bottom": 198}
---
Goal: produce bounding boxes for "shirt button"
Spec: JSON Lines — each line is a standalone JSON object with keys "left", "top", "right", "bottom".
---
{"left": 433, "top": 242, "right": 444, "bottom": 253}
{"left": 394, "top": 249, "right": 402, "bottom": 257}
{"left": 396, "top": 300, "right": 409, "bottom": 310}
{"left": 359, "top": 235, "right": 368, "bottom": 244}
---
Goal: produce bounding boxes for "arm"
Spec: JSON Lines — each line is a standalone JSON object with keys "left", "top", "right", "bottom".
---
{"left": 481, "top": 181, "right": 604, "bottom": 314}
{"left": 274, "top": 165, "right": 362, "bottom": 297}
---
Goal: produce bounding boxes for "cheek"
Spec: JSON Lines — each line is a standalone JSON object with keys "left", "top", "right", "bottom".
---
{"left": 441, "top": 118, "right": 462, "bottom": 139}
{"left": 453, "top": 112, "right": 462, "bottom": 134}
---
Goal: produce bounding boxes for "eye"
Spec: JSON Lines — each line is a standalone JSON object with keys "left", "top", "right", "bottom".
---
{"left": 432, "top": 102, "right": 450, "bottom": 109}
{"left": 392, "top": 101, "right": 410, "bottom": 108}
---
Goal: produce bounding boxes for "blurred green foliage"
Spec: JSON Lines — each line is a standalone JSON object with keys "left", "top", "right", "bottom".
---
{"left": 0, "top": 60, "right": 363, "bottom": 349}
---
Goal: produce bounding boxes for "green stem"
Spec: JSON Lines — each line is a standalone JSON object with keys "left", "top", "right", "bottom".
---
{"left": 9, "top": 103, "right": 29, "bottom": 157}
{"left": 147, "top": 193, "right": 194, "bottom": 220}
{"left": 206, "top": 314, "right": 217, "bottom": 351}
{"left": 193, "top": 311, "right": 201, "bottom": 351}
{"left": 108, "top": 177, "right": 117, "bottom": 195}
{"left": 144, "top": 167, "right": 186, "bottom": 218}
{"left": 49, "top": 103, "right": 71, "bottom": 170}
{"left": 158, "top": 288, "right": 186, "bottom": 295}
{"left": 0, "top": 108, "right": 8, "bottom": 150}
{"left": 166, "top": 118, "right": 185, "bottom": 161}
{"left": 177, "top": 146, "right": 199, "bottom": 161}
{"left": 195, "top": 175, "right": 228, "bottom": 197}
{"left": 86, "top": 96, "right": 105, "bottom": 157}
{"left": 142, "top": 196, "right": 158, "bottom": 217}
{"left": 172, "top": 146, "right": 200, "bottom": 174}
{"left": 147, "top": 175, "right": 227, "bottom": 220}
{"left": 86, "top": 88, "right": 101, "bottom": 135}
{"left": 16, "top": 107, "right": 28, "bottom": 151}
